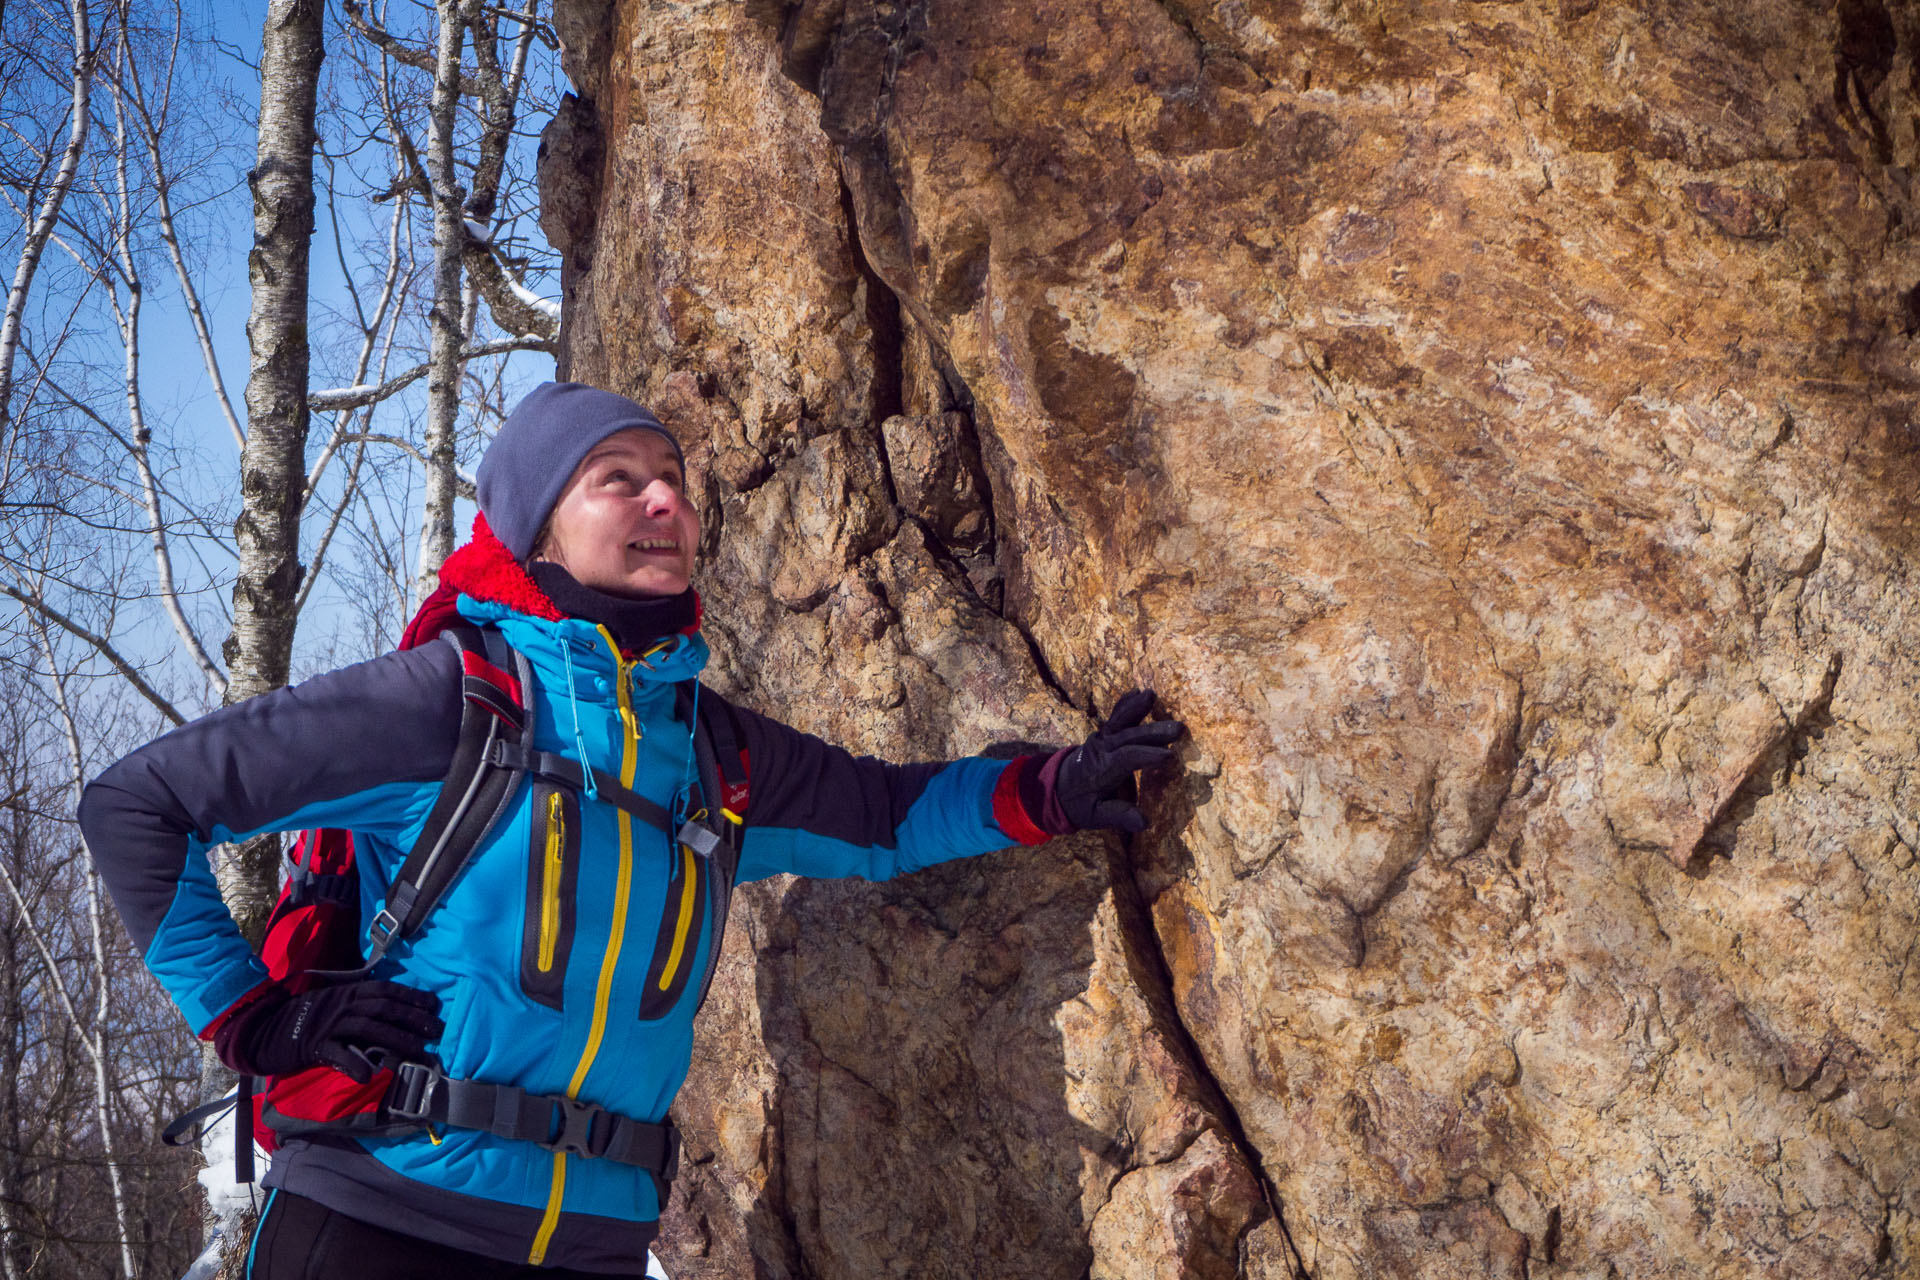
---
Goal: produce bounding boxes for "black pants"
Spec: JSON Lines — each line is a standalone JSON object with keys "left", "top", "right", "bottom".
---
{"left": 245, "top": 1189, "right": 651, "bottom": 1279}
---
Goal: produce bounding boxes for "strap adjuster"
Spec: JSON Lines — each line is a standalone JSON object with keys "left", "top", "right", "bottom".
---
{"left": 678, "top": 819, "right": 720, "bottom": 859}
{"left": 387, "top": 1061, "right": 443, "bottom": 1123}
{"left": 367, "top": 908, "right": 401, "bottom": 948}
{"left": 541, "top": 1095, "right": 608, "bottom": 1158}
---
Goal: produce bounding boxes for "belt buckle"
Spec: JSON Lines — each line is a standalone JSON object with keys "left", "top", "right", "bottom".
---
{"left": 541, "top": 1095, "right": 607, "bottom": 1159}
{"left": 386, "top": 1061, "right": 443, "bottom": 1123}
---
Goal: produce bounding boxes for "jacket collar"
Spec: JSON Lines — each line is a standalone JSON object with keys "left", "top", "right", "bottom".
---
{"left": 421, "top": 513, "right": 705, "bottom": 662}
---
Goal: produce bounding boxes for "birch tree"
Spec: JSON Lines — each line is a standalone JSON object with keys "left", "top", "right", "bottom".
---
{"left": 0, "top": 0, "right": 565, "bottom": 1260}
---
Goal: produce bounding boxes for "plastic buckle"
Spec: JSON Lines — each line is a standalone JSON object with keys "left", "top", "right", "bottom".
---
{"left": 542, "top": 1095, "right": 607, "bottom": 1159}
{"left": 367, "top": 908, "right": 401, "bottom": 948}
{"left": 387, "top": 1061, "right": 443, "bottom": 1124}
{"left": 663, "top": 1123, "right": 682, "bottom": 1182}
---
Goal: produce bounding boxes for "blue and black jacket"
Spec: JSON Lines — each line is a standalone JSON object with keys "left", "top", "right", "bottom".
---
{"left": 78, "top": 519, "right": 1051, "bottom": 1272}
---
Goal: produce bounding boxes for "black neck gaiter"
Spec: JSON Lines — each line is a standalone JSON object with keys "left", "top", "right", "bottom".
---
{"left": 527, "top": 561, "right": 697, "bottom": 652}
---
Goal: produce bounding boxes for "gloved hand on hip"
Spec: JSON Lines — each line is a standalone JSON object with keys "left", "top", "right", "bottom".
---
{"left": 217, "top": 979, "right": 444, "bottom": 1082}
{"left": 1020, "top": 689, "right": 1185, "bottom": 835}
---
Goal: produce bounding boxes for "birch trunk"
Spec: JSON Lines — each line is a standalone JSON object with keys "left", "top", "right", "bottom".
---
{"left": 214, "top": 15, "right": 327, "bottom": 1257}
{"left": 232, "top": 0, "right": 324, "bottom": 707}
{"left": 412, "top": 0, "right": 475, "bottom": 607}
{"left": 227, "top": 0, "right": 324, "bottom": 942}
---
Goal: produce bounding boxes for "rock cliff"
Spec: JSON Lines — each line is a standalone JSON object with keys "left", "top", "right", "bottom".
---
{"left": 541, "top": 1, "right": 1919, "bottom": 1275}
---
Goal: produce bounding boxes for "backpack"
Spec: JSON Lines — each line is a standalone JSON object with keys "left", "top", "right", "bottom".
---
{"left": 164, "top": 616, "right": 749, "bottom": 1196}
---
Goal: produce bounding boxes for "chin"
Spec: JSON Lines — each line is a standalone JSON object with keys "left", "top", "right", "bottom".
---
{"left": 611, "top": 573, "right": 689, "bottom": 599}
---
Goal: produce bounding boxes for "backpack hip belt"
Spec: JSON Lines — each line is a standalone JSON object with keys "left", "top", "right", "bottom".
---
{"left": 385, "top": 1060, "right": 680, "bottom": 1196}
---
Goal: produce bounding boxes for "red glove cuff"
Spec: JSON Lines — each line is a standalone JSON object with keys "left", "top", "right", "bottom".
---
{"left": 992, "top": 756, "right": 1054, "bottom": 845}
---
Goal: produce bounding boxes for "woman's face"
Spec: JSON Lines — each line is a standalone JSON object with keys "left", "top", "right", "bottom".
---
{"left": 536, "top": 429, "right": 698, "bottom": 597}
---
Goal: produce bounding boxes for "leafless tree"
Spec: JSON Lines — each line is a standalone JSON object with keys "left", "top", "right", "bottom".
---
{"left": 0, "top": 0, "right": 565, "bottom": 1267}
{"left": 0, "top": 0, "right": 94, "bottom": 462}
{"left": 0, "top": 644, "right": 202, "bottom": 1278}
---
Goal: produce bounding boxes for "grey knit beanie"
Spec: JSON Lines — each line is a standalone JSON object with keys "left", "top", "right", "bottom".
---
{"left": 476, "top": 381, "right": 686, "bottom": 560}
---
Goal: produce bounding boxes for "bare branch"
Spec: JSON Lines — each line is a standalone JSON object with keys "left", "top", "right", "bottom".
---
{"left": 121, "top": 33, "right": 247, "bottom": 453}
{"left": 0, "top": 581, "right": 185, "bottom": 726}
{"left": 307, "top": 335, "right": 552, "bottom": 410}
{"left": 341, "top": 0, "right": 481, "bottom": 95}
{"left": 461, "top": 230, "right": 559, "bottom": 341}
{"left": 31, "top": 612, "right": 137, "bottom": 1280}
{"left": 327, "top": 432, "right": 476, "bottom": 498}
{"left": 0, "top": 0, "right": 94, "bottom": 456}
{"left": 107, "top": 29, "right": 230, "bottom": 702}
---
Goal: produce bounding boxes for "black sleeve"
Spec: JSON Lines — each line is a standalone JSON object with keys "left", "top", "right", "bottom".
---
{"left": 78, "top": 643, "right": 463, "bottom": 959}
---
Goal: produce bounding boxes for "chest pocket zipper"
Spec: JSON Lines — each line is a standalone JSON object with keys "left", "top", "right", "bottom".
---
{"left": 638, "top": 829, "right": 707, "bottom": 1021}
{"left": 520, "top": 783, "right": 579, "bottom": 1010}
{"left": 539, "top": 793, "right": 566, "bottom": 970}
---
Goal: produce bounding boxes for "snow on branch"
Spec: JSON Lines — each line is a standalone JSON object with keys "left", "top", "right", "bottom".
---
{"left": 308, "top": 336, "right": 555, "bottom": 411}
{"left": 461, "top": 224, "right": 561, "bottom": 341}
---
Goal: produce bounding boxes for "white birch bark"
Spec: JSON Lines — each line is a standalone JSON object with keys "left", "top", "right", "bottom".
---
{"left": 226, "top": 0, "right": 325, "bottom": 997}
{"left": 0, "top": 0, "right": 92, "bottom": 460}
{"left": 412, "top": 0, "right": 479, "bottom": 608}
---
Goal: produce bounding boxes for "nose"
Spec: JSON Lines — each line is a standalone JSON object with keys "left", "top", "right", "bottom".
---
{"left": 640, "top": 477, "right": 682, "bottom": 520}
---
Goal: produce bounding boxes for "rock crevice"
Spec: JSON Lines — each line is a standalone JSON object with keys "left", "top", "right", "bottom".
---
{"left": 548, "top": 0, "right": 1920, "bottom": 1275}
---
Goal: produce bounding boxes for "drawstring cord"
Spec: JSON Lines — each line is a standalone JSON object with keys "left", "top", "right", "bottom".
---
{"left": 559, "top": 639, "right": 598, "bottom": 802}
{"left": 681, "top": 680, "right": 701, "bottom": 811}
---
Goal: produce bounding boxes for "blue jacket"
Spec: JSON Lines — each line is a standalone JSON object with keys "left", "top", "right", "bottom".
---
{"left": 78, "top": 571, "right": 1038, "bottom": 1270}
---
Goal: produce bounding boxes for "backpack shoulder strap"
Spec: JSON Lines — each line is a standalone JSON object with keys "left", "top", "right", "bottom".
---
{"left": 680, "top": 681, "right": 746, "bottom": 1019}
{"left": 697, "top": 681, "right": 749, "bottom": 828}
{"left": 362, "top": 624, "right": 535, "bottom": 966}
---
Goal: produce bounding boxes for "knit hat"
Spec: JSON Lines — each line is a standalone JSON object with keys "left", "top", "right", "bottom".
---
{"left": 476, "top": 381, "right": 686, "bottom": 560}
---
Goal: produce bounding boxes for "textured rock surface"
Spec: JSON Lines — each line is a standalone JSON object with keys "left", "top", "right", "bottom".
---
{"left": 545, "top": 1, "right": 1919, "bottom": 1276}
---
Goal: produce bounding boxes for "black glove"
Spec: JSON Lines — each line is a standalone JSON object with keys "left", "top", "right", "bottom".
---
{"left": 218, "top": 980, "right": 444, "bottom": 1083}
{"left": 1020, "top": 690, "right": 1185, "bottom": 835}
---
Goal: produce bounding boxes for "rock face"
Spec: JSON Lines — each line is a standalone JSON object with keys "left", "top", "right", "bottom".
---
{"left": 543, "top": 1, "right": 1920, "bottom": 1276}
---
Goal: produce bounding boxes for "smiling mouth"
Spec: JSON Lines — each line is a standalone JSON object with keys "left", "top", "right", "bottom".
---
{"left": 629, "top": 538, "right": 680, "bottom": 553}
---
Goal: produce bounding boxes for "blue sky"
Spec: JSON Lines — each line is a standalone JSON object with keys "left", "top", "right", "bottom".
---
{"left": 113, "top": 0, "right": 565, "bottom": 677}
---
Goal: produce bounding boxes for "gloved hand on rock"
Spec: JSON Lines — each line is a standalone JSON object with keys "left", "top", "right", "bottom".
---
{"left": 216, "top": 979, "right": 444, "bottom": 1082}
{"left": 1017, "top": 690, "right": 1185, "bottom": 836}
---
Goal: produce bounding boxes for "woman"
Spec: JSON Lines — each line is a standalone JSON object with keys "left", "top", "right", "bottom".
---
{"left": 78, "top": 382, "right": 1181, "bottom": 1277}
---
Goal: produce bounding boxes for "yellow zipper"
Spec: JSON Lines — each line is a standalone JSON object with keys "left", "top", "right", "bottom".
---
{"left": 658, "top": 845, "right": 698, "bottom": 992}
{"left": 537, "top": 792, "right": 564, "bottom": 973}
{"left": 530, "top": 628, "right": 640, "bottom": 1265}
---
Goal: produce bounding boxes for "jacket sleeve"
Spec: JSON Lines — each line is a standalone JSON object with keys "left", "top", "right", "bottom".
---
{"left": 76, "top": 645, "right": 463, "bottom": 1035}
{"left": 722, "top": 699, "right": 1049, "bottom": 886}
